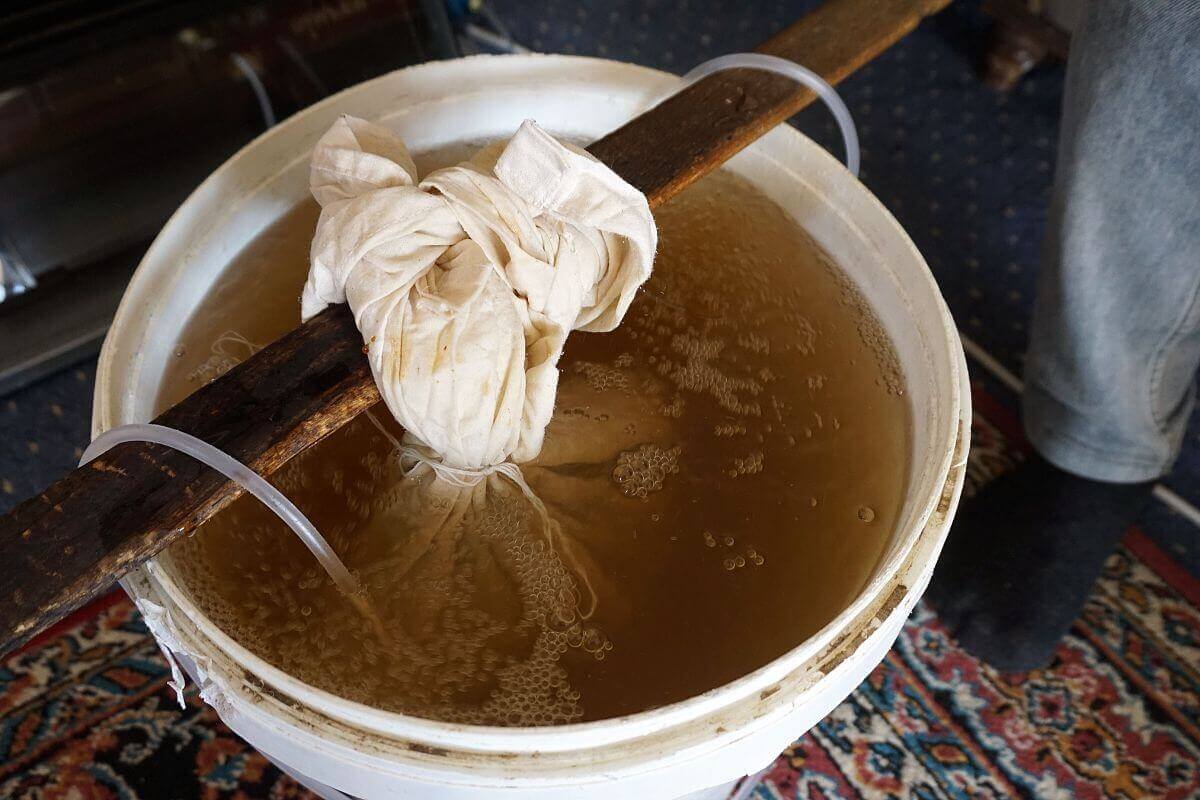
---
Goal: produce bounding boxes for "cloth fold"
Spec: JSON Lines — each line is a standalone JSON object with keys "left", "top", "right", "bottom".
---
{"left": 301, "top": 115, "right": 656, "bottom": 469}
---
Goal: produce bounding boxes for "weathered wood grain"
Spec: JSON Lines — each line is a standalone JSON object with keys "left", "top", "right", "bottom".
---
{"left": 0, "top": 0, "right": 951, "bottom": 657}
{"left": 0, "top": 305, "right": 378, "bottom": 654}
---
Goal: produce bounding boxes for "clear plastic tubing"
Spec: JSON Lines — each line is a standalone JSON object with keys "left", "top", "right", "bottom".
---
{"left": 679, "top": 52, "right": 861, "bottom": 178}
{"left": 80, "top": 423, "right": 361, "bottom": 598}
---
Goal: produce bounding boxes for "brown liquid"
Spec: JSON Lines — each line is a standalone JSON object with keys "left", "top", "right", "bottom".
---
{"left": 158, "top": 167, "right": 910, "bottom": 724}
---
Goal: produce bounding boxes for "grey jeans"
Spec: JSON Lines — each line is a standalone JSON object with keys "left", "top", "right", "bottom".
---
{"left": 1022, "top": 0, "right": 1200, "bottom": 483}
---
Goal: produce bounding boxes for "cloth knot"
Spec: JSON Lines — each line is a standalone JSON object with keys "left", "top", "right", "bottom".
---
{"left": 301, "top": 115, "right": 657, "bottom": 470}
{"left": 397, "top": 441, "right": 523, "bottom": 490}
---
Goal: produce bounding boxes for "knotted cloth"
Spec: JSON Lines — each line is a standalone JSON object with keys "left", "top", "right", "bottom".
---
{"left": 301, "top": 115, "right": 657, "bottom": 469}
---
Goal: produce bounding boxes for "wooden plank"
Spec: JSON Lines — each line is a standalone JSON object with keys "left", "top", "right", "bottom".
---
{"left": 0, "top": 0, "right": 950, "bottom": 657}
{"left": 0, "top": 305, "right": 378, "bottom": 654}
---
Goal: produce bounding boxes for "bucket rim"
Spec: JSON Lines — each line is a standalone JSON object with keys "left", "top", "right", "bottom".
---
{"left": 96, "top": 52, "right": 965, "bottom": 754}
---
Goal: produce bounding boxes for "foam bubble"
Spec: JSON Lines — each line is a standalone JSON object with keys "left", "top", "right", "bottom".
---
{"left": 612, "top": 443, "right": 681, "bottom": 500}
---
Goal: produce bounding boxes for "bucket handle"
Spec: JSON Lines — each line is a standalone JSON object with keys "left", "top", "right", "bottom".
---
{"left": 678, "top": 53, "right": 861, "bottom": 177}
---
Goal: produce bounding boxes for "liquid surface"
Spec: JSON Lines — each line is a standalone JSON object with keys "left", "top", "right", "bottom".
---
{"left": 158, "top": 167, "right": 910, "bottom": 724}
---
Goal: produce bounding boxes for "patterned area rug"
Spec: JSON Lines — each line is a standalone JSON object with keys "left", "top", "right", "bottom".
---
{"left": 3, "top": 377, "right": 1200, "bottom": 799}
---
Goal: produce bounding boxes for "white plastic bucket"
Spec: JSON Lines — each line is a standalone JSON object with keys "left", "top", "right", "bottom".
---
{"left": 94, "top": 54, "right": 970, "bottom": 800}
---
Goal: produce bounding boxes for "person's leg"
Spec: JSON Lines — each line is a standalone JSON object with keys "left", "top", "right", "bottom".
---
{"left": 1024, "top": 0, "right": 1200, "bottom": 480}
{"left": 927, "top": 0, "right": 1200, "bottom": 671}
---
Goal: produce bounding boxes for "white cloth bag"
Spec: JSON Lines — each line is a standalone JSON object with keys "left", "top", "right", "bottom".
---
{"left": 301, "top": 116, "right": 656, "bottom": 469}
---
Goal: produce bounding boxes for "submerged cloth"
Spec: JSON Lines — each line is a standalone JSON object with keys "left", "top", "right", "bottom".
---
{"left": 337, "top": 356, "right": 684, "bottom": 723}
{"left": 301, "top": 116, "right": 656, "bottom": 469}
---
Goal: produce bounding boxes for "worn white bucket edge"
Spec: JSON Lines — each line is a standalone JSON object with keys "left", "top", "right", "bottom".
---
{"left": 95, "top": 52, "right": 967, "bottom": 773}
